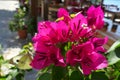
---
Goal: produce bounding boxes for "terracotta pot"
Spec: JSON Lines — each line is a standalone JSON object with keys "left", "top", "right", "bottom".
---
{"left": 18, "top": 29, "right": 27, "bottom": 39}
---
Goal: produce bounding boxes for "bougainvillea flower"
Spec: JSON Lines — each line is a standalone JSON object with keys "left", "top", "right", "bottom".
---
{"left": 35, "top": 21, "right": 59, "bottom": 44}
{"left": 32, "top": 22, "right": 53, "bottom": 51}
{"left": 69, "top": 13, "right": 92, "bottom": 41}
{"left": 36, "top": 21, "right": 70, "bottom": 44}
{"left": 50, "top": 47, "right": 66, "bottom": 67}
{"left": 31, "top": 6, "right": 108, "bottom": 75}
{"left": 87, "top": 5, "right": 104, "bottom": 29}
{"left": 80, "top": 52, "right": 108, "bottom": 75}
{"left": 37, "top": 21, "right": 52, "bottom": 33}
{"left": 92, "top": 37, "right": 108, "bottom": 47}
{"left": 66, "top": 42, "right": 108, "bottom": 75}
{"left": 30, "top": 51, "right": 51, "bottom": 69}
{"left": 57, "top": 8, "right": 71, "bottom": 24}
{"left": 56, "top": 21, "right": 69, "bottom": 42}
{"left": 66, "top": 42, "right": 94, "bottom": 66}
{"left": 45, "top": 21, "right": 70, "bottom": 43}
{"left": 57, "top": 8, "right": 69, "bottom": 18}
{"left": 31, "top": 21, "right": 69, "bottom": 69}
{"left": 30, "top": 46, "right": 66, "bottom": 69}
{"left": 91, "top": 37, "right": 108, "bottom": 52}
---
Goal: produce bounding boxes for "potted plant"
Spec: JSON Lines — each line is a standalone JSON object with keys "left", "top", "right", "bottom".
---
{"left": 9, "top": 6, "right": 28, "bottom": 39}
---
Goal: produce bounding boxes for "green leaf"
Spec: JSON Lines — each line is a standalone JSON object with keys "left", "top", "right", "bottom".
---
{"left": 107, "top": 40, "right": 120, "bottom": 52}
{"left": 52, "top": 66, "right": 68, "bottom": 80}
{"left": 15, "top": 73, "right": 24, "bottom": 80}
{"left": 17, "top": 53, "right": 32, "bottom": 69}
{"left": 107, "top": 51, "right": 120, "bottom": 65}
{"left": 10, "top": 69, "right": 18, "bottom": 78}
{"left": 91, "top": 71, "right": 109, "bottom": 80}
{"left": 70, "top": 70, "right": 84, "bottom": 80}
{"left": 107, "top": 40, "right": 120, "bottom": 65}
{"left": 84, "top": 75, "right": 91, "bottom": 80}
{"left": 85, "top": 77, "right": 91, "bottom": 80}
{"left": 117, "top": 74, "right": 120, "bottom": 80}
{"left": 114, "top": 61, "right": 120, "bottom": 68}
{"left": 37, "top": 73, "right": 51, "bottom": 80}
{"left": 0, "top": 55, "right": 4, "bottom": 64}
{"left": 40, "top": 65, "right": 52, "bottom": 73}
{"left": 0, "top": 78, "right": 6, "bottom": 80}
{"left": 6, "top": 75, "right": 12, "bottom": 80}
{"left": 0, "top": 76, "right": 7, "bottom": 80}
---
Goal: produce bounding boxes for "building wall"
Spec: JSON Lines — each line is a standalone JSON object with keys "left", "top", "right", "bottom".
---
{"left": 103, "top": 0, "right": 120, "bottom": 7}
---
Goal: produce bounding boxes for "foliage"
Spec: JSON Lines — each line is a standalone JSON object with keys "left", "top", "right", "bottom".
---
{"left": 3, "top": 4, "right": 120, "bottom": 80}
{"left": 105, "top": 40, "right": 120, "bottom": 80}
{"left": 9, "top": 5, "right": 28, "bottom": 32}
{"left": 0, "top": 40, "right": 120, "bottom": 80}
{"left": 0, "top": 55, "right": 19, "bottom": 80}
{"left": 26, "top": 17, "right": 37, "bottom": 36}
{"left": 0, "top": 43, "right": 34, "bottom": 80}
{"left": 9, "top": 0, "right": 37, "bottom": 36}
{"left": 30, "top": 6, "right": 108, "bottom": 80}
{"left": 9, "top": 0, "right": 37, "bottom": 38}
{"left": 35, "top": 40, "right": 120, "bottom": 80}
{"left": 107, "top": 40, "right": 120, "bottom": 65}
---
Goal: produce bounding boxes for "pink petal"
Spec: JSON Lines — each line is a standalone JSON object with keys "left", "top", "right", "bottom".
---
{"left": 87, "top": 5, "right": 104, "bottom": 29}
{"left": 57, "top": 8, "right": 69, "bottom": 18}
{"left": 81, "top": 62, "right": 92, "bottom": 75}
{"left": 90, "top": 52, "right": 108, "bottom": 70}
{"left": 70, "top": 13, "right": 87, "bottom": 41}
{"left": 30, "top": 52, "right": 51, "bottom": 69}
{"left": 66, "top": 50, "right": 79, "bottom": 66}
{"left": 50, "top": 48, "right": 66, "bottom": 67}
{"left": 57, "top": 21, "right": 69, "bottom": 42}
{"left": 92, "top": 37, "right": 108, "bottom": 47}
{"left": 87, "top": 5, "right": 96, "bottom": 16}
{"left": 80, "top": 52, "right": 108, "bottom": 75}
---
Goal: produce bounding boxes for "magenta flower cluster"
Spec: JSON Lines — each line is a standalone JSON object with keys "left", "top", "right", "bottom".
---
{"left": 30, "top": 6, "right": 108, "bottom": 75}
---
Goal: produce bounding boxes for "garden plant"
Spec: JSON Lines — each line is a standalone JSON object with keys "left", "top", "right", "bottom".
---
{"left": 1, "top": 5, "right": 120, "bottom": 80}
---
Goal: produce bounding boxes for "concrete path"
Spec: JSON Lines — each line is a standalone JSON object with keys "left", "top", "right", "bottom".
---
{"left": 0, "top": 0, "right": 28, "bottom": 52}
{"left": 0, "top": 0, "right": 19, "bottom": 49}
{"left": 0, "top": 0, "right": 37, "bottom": 80}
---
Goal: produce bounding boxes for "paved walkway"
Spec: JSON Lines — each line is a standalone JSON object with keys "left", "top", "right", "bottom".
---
{"left": 0, "top": 0, "right": 37, "bottom": 80}
{"left": 0, "top": 0, "right": 28, "bottom": 52}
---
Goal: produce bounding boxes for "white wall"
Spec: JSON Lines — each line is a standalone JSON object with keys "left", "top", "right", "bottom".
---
{"left": 103, "top": 0, "right": 120, "bottom": 7}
